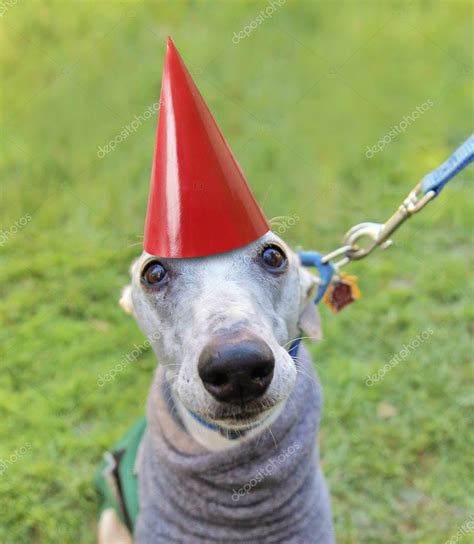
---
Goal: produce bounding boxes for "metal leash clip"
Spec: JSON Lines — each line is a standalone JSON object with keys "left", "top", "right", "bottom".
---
{"left": 324, "top": 183, "right": 436, "bottom": 270}
{"left": 326, "top": 134, "right": 474, "bottom": 269}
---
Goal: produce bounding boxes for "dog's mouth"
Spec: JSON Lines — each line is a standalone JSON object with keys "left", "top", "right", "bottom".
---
{"left": 181, "top": 401, "right": 280, "bottom": 431}
{"left": 205, "top": 399, "right": 281, "bottom": 430}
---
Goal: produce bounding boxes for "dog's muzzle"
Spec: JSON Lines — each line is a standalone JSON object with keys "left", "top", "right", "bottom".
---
{"left": 198, "top": 332, "right": 274, "bottom": 406}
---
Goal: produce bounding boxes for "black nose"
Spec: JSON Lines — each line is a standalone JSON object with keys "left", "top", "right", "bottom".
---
{"left": 198, "top": 334, "right": 275, "bottom": 405}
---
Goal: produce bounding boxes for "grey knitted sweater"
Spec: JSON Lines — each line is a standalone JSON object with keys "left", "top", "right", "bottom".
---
{"left": 135, "top": 344, "right": 334, "bottom": 543}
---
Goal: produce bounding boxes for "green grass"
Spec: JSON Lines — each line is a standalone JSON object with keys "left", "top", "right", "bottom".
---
{"left": 1, "top": 1, "right": 473, "bottom": 542}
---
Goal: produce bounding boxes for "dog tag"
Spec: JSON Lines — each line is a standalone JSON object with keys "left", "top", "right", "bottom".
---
{"left": 323, "top": 273, "right": 361, "bottom": 313}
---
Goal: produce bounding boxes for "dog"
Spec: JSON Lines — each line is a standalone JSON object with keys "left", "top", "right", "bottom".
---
{"left": 98, "top": 230, "right": 334, "bottom": 543}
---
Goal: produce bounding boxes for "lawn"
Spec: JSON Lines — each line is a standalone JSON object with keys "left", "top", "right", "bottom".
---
{"left": 1, "top": 1, "right": 473, "bottom": 542}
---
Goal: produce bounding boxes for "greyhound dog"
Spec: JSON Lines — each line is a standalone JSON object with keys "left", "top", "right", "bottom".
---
{"left": 98, "top": 230, "right": 334, "bottom": 543}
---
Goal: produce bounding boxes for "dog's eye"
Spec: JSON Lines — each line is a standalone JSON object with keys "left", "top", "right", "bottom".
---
{"left": 141, "top": 261, "right": 167, "bottom": 287}
{"left": 261, "top": 246, "right": 287, "bottom": 271}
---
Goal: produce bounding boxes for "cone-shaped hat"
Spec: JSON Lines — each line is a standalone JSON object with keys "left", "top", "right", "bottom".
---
{"left": 144, "top": 38, "right": 270, "bottom": 258}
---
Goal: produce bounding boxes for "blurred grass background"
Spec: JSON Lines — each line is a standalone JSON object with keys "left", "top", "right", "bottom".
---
{"left": 1, "top": 1, "right": 473, "bottom": 542}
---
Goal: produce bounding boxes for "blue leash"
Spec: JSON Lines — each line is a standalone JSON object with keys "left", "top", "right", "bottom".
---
{"left": 420, "top": 134, "right": 474, "bottom": 196}
{"left": 320, "top": 134, "right": 474, "bottom": 266}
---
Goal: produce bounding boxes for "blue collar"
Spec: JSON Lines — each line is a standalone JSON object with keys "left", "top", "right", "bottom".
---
{"left": 187, "top": 409, "right": 224, "bottom": 433}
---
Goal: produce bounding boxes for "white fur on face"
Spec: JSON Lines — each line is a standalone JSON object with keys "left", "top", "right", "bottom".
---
{"left": 127, "top": 232, "right": 319, "bottom": 431}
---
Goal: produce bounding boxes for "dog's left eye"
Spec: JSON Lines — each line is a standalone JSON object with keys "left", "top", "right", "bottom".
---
{"left": 261, "top": 245, "right": 287, "bottom": 271}
{"left": 141, "top": 261, "right": 167, "bottom": 287}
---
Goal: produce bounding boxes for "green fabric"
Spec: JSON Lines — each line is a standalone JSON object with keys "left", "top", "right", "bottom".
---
{"left": 93, "top": 417, "right": 147, "bottom": 531}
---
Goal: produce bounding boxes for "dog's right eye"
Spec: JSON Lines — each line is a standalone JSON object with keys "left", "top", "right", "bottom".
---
{"left": 141, "top": 261, "right": 167, "bottom": 287}
{"left": 260, "top": 245, "right": 287, "bottom": 271}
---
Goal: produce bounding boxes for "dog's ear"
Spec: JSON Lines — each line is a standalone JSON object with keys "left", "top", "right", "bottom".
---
{"left": 119, "top": 284, "right": 135, "bottom": 316}
{"left": 119, "top": 259, "right": 139, "bottom": 316}
{"left": 297, "top": 266, "right": 322, "bottom": 342}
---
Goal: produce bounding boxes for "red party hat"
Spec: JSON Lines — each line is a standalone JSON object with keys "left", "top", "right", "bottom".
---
{"left": 144, "top": 38, "right": 270, "bottom": 258}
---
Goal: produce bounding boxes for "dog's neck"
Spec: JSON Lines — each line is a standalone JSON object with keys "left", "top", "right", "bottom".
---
{"left": 136, "top": 344, "right": 334, "bottom": 542}
{"left": 174, "top": 395, "right": 284, "bottom": 452}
